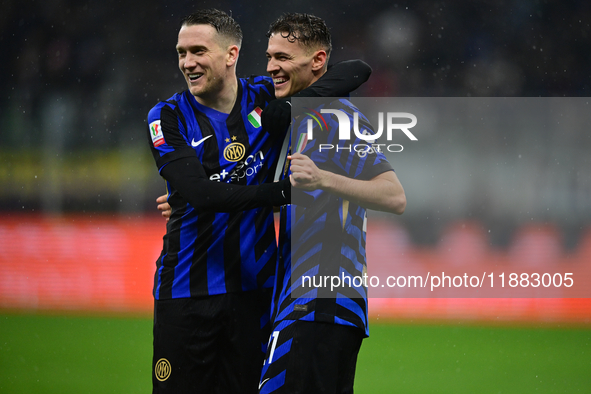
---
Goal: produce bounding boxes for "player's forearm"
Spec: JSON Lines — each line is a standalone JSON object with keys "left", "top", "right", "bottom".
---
{"left": 319, "top": 170, "right": 406, "bottom": 214}
{"left": 161, "top": 157, "right": 289, "bottom": 213}
{"left": 289, "top": 153, "right": 405, "bottom": 214}
{"left": 296, "top": 59, "right": 372, "bottom": 97}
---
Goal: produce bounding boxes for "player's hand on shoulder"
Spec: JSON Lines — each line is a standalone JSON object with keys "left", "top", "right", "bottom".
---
{"left": 262, "top": 98, "right": 292, "bottom": 136}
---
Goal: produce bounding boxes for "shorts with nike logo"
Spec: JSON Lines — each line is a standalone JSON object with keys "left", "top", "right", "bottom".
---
{"left": 258, "top": 320, "right": 363, "bottom": 394}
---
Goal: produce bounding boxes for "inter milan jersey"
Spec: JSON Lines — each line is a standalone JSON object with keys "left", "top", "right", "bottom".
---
{"left": 147, "top": 76, "right": 280, "bottom": 300}
{"left": 270, "top": 98, "right": 394, "bottom": 337}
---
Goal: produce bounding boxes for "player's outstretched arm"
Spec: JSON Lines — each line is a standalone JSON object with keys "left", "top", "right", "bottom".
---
{"left": 289, "top": 153, "right": 406, "bottom": 215}
{"left": 148, "top": 101, "right": 291, "bottom": 216}
{"left": 160, "top": 156, "right": 290, "bottom": 214}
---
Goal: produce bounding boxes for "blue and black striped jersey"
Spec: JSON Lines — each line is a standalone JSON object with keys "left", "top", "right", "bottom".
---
{"left": 271, "top": 99, "right": 394, "bottom": 337}
{"left": 147, "top": 76, "right": 281, "bottom": 300}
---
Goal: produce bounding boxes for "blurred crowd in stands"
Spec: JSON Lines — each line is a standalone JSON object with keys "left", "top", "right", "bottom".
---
{"left": 1, "top": 0, "right": 590, "bottom": 247}
{"left": 3, "top": 0, "right": 590, "bottom": 148}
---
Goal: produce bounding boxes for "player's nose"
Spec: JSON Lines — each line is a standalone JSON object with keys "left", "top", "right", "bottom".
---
{"left": 266, "top": 58, "right": 279, "bottom": 74}
{"left": 183, "top": 52, "right": 198, "bottom": 69}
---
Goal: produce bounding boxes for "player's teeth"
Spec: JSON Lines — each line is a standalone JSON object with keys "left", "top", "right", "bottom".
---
{"left": 274, "top": 78, "right": 287, "bottom": 84}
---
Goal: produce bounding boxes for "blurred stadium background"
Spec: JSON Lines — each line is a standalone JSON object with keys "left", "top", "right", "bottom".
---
{"left": 1, "top": 0, "right": 590, "bottom": 393}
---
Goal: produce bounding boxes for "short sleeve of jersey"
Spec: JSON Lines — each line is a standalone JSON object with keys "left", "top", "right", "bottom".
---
{"left": 299, "top": 99, "right": 394, "bottom": 181}
{"left": 147, "top": 94, "right": 196, "bottom": 172}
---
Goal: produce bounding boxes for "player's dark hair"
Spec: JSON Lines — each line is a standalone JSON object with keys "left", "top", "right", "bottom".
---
{"left": 181, "top": 9, "right": 243, "bottom": 47}
{"left": 266, "top": 13, "right": 332, "bottom": 57}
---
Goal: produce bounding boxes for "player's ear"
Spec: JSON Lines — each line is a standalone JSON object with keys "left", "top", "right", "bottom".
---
{"left": 227, "top": 45, "right": 239, "bottom": 67}
{"left": 311, "top": 50, "right": 327, "bottom": 72}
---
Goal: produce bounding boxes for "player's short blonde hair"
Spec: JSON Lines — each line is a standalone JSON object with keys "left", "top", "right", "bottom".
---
{"left": 181, "top": 9, "right": 243, "bottom": 48}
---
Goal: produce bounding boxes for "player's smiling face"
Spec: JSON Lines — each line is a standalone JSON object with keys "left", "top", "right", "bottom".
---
{"left": 177, "top": 24, "right": 237, "bottom": 100}
{"left": 266, "top": 33, "right": 325, "bottom": 98}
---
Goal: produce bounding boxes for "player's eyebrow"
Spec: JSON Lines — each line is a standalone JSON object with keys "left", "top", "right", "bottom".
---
{"left": 266, "top": 51, "right": 292, "bottom": 58}
{"left": 177, "top": 44, "right": 208, "bottom": 53}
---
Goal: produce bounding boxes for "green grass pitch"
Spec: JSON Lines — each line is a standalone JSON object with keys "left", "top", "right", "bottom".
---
{"left": 0, "top": 313, "right": 589, "bottom": 393}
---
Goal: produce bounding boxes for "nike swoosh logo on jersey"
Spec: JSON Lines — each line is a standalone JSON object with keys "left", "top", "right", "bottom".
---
{"left": 191, "top": 135, "right": 212, "bottom": 147}
{"left": 258, "top": 378, "right": 270, "bottom": 390}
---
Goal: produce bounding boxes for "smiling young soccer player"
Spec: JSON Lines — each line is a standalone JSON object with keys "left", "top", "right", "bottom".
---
{"left": 258, "top": 13, "right": 405, "bottom": 394}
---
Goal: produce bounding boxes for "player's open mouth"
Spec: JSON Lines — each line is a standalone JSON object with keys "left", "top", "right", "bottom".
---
{"left": 188, "top": 73, "right": 203, "bottom": 82}
{"left": 273, "top": 77, "right": 289, "bottom": 86}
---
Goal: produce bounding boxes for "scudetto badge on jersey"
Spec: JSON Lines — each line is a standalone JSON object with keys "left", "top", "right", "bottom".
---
{"left": 248, "top": 107, "right": 262, "bottom": 128}
{"left": 150, "top": 120, "right": 165, "bottom": 147}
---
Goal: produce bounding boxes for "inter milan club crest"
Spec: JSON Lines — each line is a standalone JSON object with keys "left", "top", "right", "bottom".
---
{"left": 155, "top": 358, "right": 171, "bottom": 381}
{"left": 223, "top": 136, "right": 246, "bottom": 162}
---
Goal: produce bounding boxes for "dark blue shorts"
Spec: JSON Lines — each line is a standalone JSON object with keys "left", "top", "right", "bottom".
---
{"left": 258, "top": 320, "right": 363, "bottom": 394}
{"left": 152, "top": 289, "right": 272, "bottom": 394}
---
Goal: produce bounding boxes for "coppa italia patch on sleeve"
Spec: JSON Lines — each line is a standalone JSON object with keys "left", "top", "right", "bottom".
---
{"left": 150, "top": 120, "right": 165, "bottom": 147}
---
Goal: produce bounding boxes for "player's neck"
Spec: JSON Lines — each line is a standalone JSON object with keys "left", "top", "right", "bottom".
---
{"left": 196, "top": 76, "right": 238, "bottom": 114}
